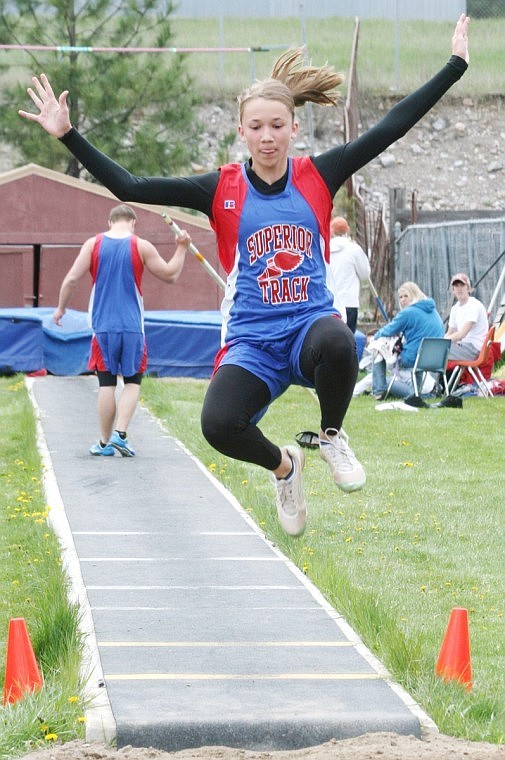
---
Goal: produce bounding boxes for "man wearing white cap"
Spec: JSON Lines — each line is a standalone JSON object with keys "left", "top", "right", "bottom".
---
{"left": 445, "top": 273, "right": 488, "bottom": 360}
{"left": 327, "top": 216, "right": 371, "bottom": 333}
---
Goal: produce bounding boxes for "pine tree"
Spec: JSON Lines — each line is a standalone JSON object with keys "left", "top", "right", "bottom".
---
{"left": 0, "top": 0, "right": 201, "bottom": 177}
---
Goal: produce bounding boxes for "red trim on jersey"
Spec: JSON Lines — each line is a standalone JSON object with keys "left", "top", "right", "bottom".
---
{"left": 90, "top": 233, "right": 103, "bottom": 283}
{"left": 130, "top": 235, "right": 144, "bottom": 294}
{"left": 210, "top": 164, "right": 248, "bottom": 274}
{"left": 210, "top": 158, "right": 333, "bottom": 271}
{"left": 291, "top": 157, "right": 333, "bottom": 264}
{"left": 90, "top": 234, "right": 143, "bottom": 291}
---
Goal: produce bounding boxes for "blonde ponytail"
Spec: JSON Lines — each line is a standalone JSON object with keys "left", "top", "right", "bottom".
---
{"left": 270, "top": 47, "right": 344, "bottom": 108}
{"left": 238, "top": 47, "right": 344, "bottom": 122}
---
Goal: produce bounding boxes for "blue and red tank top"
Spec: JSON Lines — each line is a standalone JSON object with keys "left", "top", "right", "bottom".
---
{"left": 89, "top": 233, "right": 144, "bottom": 334}
{"left": 210, "top": 156, "right": 339, "bottom": 345}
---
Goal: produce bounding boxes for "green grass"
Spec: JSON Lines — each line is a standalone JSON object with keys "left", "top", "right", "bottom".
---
{"left": 169, "top": 16, "right": 505, "bottom": 100}
{"left": 0, "top": 373, "right": 503, "bottom": 753}
{"left": 140, "top": 376, "right": 505, "bottom": 744}
{"left": 0, "top": 376, "right": 87, "bottom": 759}
{"left": 2, "top": 15, "right": 503, "bottom": 102}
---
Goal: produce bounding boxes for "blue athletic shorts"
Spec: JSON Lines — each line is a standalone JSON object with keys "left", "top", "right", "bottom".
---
{"left": 216, "top": 320, "right": 316, "bottom": 404}
{"left": 89, "top": 332, "right": 147, "bottom": 377}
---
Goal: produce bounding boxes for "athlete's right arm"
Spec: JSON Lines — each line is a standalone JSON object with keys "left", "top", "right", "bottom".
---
{"left": 19, "top": 73, "right": 219, "bottom": 216}
{"left": 53, "top": 236, "right": 94, "bottom": 325}
{"left": 61, "top": 128, "right": 217, "bottom": 214}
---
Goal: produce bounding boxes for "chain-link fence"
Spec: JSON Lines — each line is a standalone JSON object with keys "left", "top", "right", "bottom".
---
{"left": 466, "top": 0, "right": 505, "bottom": 17}
{"left": 394, "top": 218, "right": 505, "bottom": 323}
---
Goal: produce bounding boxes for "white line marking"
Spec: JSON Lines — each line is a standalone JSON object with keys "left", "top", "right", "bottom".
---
{"left": 87, "top": 585, "right": 303, "bottom": 590}
{"left": 97, "top": 641, "right": 354, "bottom": 647}
{"left": 81, "top": 556, "right": 282, "bottom": 562}
{"left": 106, "top": 673, "right": 383, "bottom": 681}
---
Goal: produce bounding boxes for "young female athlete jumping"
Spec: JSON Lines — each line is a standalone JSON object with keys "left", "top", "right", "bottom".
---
{"left": 19, "top": 14, "right": 469, "bottom": 536}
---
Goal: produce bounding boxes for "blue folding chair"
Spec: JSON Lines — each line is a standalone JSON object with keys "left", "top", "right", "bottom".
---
{"left": 411, "top": 337, "right": 452, "bottom": 398}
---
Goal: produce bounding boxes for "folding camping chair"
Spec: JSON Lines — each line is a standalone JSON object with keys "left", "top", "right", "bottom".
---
{"left": 446, "top": 326, "right": 496, "bottom": 398}
{"left": 411, "top": 337, "right": 452, "bottom": 398}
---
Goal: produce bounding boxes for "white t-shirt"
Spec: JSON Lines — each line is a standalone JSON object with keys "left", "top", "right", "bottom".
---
{"left": 448, "top": 296, "right": 488, "bottom": 352}
{"left": 328, "top": 235, "right": 371, "bottom": 308}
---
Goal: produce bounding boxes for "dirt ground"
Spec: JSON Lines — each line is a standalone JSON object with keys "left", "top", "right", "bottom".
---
{"left": 18, "top": 730, "right": 505, "bottom": 760}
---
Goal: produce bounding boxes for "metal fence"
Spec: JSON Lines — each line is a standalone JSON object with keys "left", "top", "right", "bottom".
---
{"left": 394, "top": 218, "right": 505, "bottom": 322}
{"left": 171, "top": 1, "right": 465, "bottom": 21}
{"left": 172, "top": 1, "right": 505, "bottom": 19}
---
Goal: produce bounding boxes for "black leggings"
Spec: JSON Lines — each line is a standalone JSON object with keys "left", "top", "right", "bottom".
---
{"left": 201, "top": 316, "right": 358, "bottom": 471}
{"left": 96, "top": 370, "right": 142, "bottom": 387}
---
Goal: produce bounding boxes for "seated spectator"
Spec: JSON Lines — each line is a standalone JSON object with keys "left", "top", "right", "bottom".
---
{"left": 445, "top": 273, "right": 488, "bottom": 360}
{"left": 368, "top": 281, "right": 444, "bottom": 399}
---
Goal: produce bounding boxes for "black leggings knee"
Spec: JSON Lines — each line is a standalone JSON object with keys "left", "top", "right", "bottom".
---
{"left": 201, "top": 317, "right": 358, "bottom": 470}
{"left": 201, "top": 365, "right": 281, "bottom": 470}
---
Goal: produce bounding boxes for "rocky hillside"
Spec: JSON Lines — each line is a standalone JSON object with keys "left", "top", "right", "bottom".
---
{"left": 196, "top": 95, "right": 505, "bottom": 215}
{"left": 5, "top": 94, "right": 505, "bottom": 216}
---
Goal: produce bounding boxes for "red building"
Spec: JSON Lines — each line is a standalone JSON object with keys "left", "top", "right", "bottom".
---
{"left": 0, "top": 163, "right": 223, "bottom": 311}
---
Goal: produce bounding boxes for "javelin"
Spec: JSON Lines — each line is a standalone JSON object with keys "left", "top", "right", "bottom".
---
{"left": 161, "top": 212, "right": 226, "bottom": 291}
{"left": 367, "top": 278, "right": 389, "bottom": 322}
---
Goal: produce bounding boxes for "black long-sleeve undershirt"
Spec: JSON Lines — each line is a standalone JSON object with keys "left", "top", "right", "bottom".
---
{"left": 61, "top": 55, "right": 467, "bottom": 220}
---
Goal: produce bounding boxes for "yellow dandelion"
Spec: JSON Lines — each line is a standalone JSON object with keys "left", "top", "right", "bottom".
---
{"left": 400, "top": 461, "right": 414, "bottom": 468}
{"left": 68, "top": 695, "right": 79, "bottom": 703}
{"left": 44, "top": 733, "right": 58, "bottom": 742}
{"left": 77, "top": 716, "right": 86, "bottom": 723}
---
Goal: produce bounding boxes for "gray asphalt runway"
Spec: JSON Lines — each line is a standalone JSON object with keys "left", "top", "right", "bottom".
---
{"left": 29, "top": 374, "right": 434, "bottom": 752}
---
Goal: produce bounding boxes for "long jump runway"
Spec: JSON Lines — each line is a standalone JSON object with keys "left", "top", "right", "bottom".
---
{"left": 29, "top": 374, "right": 432, "bottom": 752}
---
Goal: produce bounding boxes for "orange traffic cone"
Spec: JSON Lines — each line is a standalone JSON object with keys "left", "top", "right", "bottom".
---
{"left": 435, "top": 607, "right": 472, "bottom": 690}
{"left": 3, "top": 618, "right": 43, "bottom": 705}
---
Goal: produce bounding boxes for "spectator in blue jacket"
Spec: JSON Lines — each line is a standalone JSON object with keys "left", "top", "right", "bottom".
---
{"left": 370, "top": 281, "right": 444, "bottom": 398}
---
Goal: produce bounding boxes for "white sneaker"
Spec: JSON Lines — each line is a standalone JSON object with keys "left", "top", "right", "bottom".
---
{"left": 319, "top": 429, "right": 366, "bottom": 492}
{"left": 273, "top": 445, "right": 307, "bottom": 537}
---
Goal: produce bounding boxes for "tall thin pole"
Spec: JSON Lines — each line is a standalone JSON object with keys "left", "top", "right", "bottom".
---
{"left": 299, "top": 3, "right": 315, "bottom": 154}
{"left": 393, "top": 0, "right": 400, "bottom": 91}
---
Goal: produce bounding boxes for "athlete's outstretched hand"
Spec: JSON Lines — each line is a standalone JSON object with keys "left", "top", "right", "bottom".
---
{"left": 452, "top": 13, "right": 470, "bottom": 64}
{"left": 18, "top": 73, "right": 72, "bottom": 138}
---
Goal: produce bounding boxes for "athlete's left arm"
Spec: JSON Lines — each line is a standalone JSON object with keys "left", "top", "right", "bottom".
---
{"left": 140, "top": 231, "right": 191, "bottom": 284}
{"left": 314, "top": 15, "right": 469, "bottom": 197}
